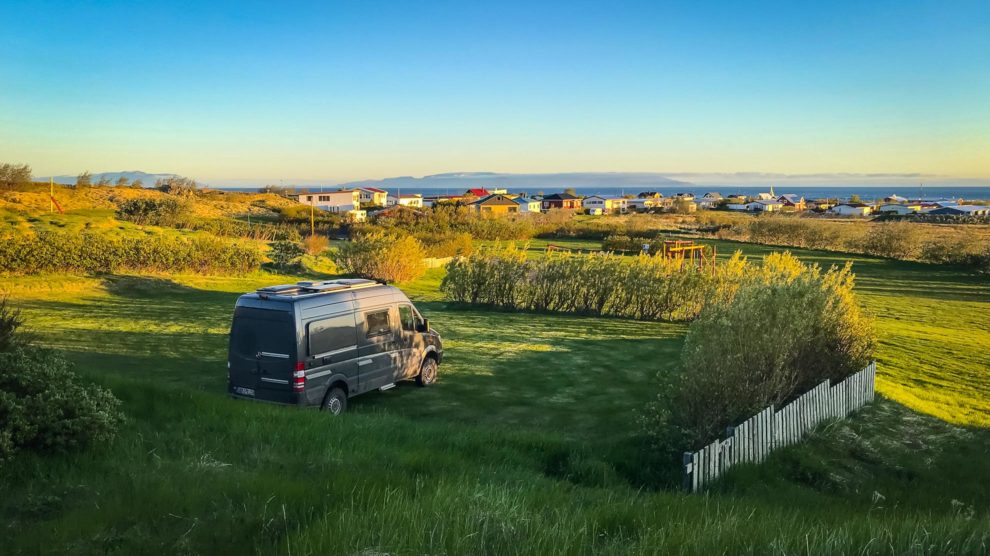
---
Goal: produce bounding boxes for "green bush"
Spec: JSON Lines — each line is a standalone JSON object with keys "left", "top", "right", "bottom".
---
{"left": 859, "top": 222, "right": 922, "bottom": 259}
{"left": 332, "top": 232, "right": 426, "bottom": 283}
{"left": 0, "top": 297, "right": 24, "bottom": 353}
{"left": 268, "top": 240, "right": 305, "bottom": 269}
{"left": 415, "top": 232, "right": 474, "bottom": 258}
{"left": 0, "top": 230, "right": 263, "bottom": 275}
{"left": 662, "top": 253, "right": 876, "bottom": 446}
{"left": 0, "top": 346, "right": 124, "bottom": 462}
{"left": 442, "top": 246, "right": 740, "bottom": 321}
{"left": 115, "top": 198, "right": 191, "bottom": 226}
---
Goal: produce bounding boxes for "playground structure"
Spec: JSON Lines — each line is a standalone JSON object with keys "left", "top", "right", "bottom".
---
{"left": 657, "top": 240, "right": 716, "bottom": 274}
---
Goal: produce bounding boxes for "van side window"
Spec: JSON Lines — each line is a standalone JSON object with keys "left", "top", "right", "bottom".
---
{"left": 308, "top": 314, "right": 357, "bottom": 355}
{"left": 398, "top": 305, "right": 416, "bottom": 332}
{"left": 365, "top": 310, "right": 391, "bottom": 338}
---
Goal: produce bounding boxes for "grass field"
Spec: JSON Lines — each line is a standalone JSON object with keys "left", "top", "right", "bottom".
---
{"left": 1, "top": 240, "right": 988, "bottom": 554}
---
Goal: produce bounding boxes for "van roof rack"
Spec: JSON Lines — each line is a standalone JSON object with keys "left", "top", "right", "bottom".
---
{"left": 256, "top": 279, "right": 382, "bottom": 298}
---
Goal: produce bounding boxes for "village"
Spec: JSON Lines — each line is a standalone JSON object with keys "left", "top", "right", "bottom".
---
{"left": 287, "top": 185, "right": 990, "bottom": 222}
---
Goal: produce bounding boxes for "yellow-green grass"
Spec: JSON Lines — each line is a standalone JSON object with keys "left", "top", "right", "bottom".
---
{"left": 1, "top": 241, "right": 989, "bottom": 553}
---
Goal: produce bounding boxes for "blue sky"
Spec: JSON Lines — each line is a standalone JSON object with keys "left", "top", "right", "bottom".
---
{"left": 1, "top": 0, "right": 988, "bottom": 185}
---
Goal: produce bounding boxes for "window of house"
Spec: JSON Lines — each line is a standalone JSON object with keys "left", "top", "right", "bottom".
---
{"left": 365, "top": 310, "right": 391, "bottom": 338}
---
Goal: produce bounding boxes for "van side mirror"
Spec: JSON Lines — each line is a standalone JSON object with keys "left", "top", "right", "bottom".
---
{"left": 417, "top": 318, "right": 430, "bottom": 333}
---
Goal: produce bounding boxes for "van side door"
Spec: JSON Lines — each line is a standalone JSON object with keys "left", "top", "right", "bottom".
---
{"left": 356, "top": 307, "right": 398, "bottom": 392}
{"left": 303, "top": 312, "right": 360, "bottom": 403}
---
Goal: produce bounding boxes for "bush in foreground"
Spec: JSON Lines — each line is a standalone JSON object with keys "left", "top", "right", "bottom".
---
{"left": 654, "top": 253, "right": 876, "bottom": 447}
{"left": 0, "top": 307, "right": 124, "bottom": 464}
{"left": 332, "top": 232, "right": 426, "bottom": 283}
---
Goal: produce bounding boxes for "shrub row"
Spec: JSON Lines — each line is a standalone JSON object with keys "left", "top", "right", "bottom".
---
{"left": 332, "top": 231, "right": 427, "bottom": 283}
{"left": 706, "top": 215, "right": 990, "bottom": 271}
{"left": 116, "top": 198, "right": 301, "bottom": 241}
{"left": 442, "top": 246, "right": 747, "bottom": 321}
{"left": 0, "top": 230, "right": 263, "bottom": 275}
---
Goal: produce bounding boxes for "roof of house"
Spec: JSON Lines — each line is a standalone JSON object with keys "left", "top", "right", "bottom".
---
{"left": 473, "top": 194, "right": 518, "bottom": 206}
{"left": 834, "top": 203, "right": 869, "bottom": 208}
{"left": 637, "top": 191, "right": 663, "bottom": 198}
{"left": 390, "top": 193, "right": 422, "bottom": 199}
{"left": 703, "top": 192, "right": 722, "bottom": 198}
{"left": 512, "top": 197, "right": 539, "bottom": 205}
{"left": 778, "top": 194, "right": 803, "bottom": 203}
{"left": 360, "top": 187, "right": 387, "bottom": 193}
{"left": 929, "top": 205, "right": 987, "bottom": 214}
{"left": 466, "top": 188, "right": 490, "bottom": 197}
{"left": 544, "top": 192, "right": 580, "bottom": 200}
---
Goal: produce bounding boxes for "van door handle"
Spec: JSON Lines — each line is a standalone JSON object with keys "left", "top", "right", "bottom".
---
{"left": 357, "top": 359, "right": 372, "bottom": 366}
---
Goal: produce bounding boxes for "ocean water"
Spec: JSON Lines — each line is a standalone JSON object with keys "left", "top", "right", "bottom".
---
{"left": 220, "top": 185, "right": 990, "bottom": 201}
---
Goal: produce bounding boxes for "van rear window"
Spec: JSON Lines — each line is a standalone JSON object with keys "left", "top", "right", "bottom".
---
{"left": 230, "top": 308, "right": 295, "bottom": 360}
{"left": 308, "top": 314, "right": 357, "bottom": 355}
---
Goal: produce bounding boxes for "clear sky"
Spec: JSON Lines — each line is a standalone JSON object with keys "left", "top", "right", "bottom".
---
{"left": 2, "top": 0, "right": 988, "bottom": 185}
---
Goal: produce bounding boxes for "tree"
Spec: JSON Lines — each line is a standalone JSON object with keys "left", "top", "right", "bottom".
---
{"left": 155, "top": 176, "right": 197, "bottom": 194}
{"left": 75, "top": 171, "right": 92, "bottom": 188}
{"left": 0, "top": 163, "right": 32, "bottom": 191}
{"left": 332, "top": 231, "right": 426, "bottom": 283}
{"left": 96, "top": 175, "right": 112, "bottom": 187}
{"left": 130, "top": 178, "right": 144, "bottom": 189}
{"left": 115, "top": 176, "right": 130, "bottom": 187}
{"left": 564, "top": 187, "right": 577, "bottom": 196}
{"left": 850, "top": 194, "right": 862, "bottom": 204}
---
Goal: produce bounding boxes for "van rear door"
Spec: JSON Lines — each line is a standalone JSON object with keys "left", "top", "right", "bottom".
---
{"left": 228, "top": 306, "right": 297, "bottom": 403}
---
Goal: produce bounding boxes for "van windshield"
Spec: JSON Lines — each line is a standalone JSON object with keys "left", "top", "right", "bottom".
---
{"left": 230, "top": 308, "right": 295, "bottom": 360}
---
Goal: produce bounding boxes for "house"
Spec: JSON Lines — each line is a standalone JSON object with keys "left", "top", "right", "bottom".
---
{"left": 627, "top": 197, "right": 663, "bottom": 212}
{"left": 726, "top": 203, "right": 749, "bottom": 211}
{"left": 512, "top": 196, "right": 542, "bottom": 213}
{"left": 582, "top": 195, "right": 628, "bottom": 214}
{"left": 291, "top": 189, "right": 361, "bottom": 213}
{"left": 423, "top": 195, "right": 463, "bottom": 208}
{"left": 638, "top": 191, "right": 663, "bottom": 199}
{"left": 877, "top": 203, "right": 921, "bottom": 215}
{"left": 777, "top": 194, "right": 806, "bottom": 211}
{"left": 471, "top": 194, "right": 519, "bottom": 214}
{"left": 358, "top": 187, "right": 388, "bottom": 207}
{"left": 387, "top": 193, "right": 424, "bottom": 208}
{"left": 829, "top": 203, "right": 872, "bottom": 216}
{"left": 673, "top": 192, "right": 696, "bottom": 201}
{"left": 807, "top": 199, "right": 835, "bottom": 211}
{"left": 755, "top": 192, "right": 776, "bottom": 201}
{"left": 883, "top": 194, "right": 908, "bottom": 203}
{"left": 347, "top": 209, "right": 367, "bottom": 222}
{"left": 541, "top": 192, "right": 582, "bottom": 210}
{"left": 925, "top": 205, "right": 990, "bottom": 217}
{"left": 745, "top": 200, "right": 784, "bottom": 212}
{"left": 465, "top": 188, "right": 490, "bottom": 198}
{"left": 698, "top": 192, "right": 723, "bottom": 210}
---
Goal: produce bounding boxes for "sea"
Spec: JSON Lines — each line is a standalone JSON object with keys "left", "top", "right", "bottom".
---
{"left": 220, "top": 185, "right": 990, "bottom": 201}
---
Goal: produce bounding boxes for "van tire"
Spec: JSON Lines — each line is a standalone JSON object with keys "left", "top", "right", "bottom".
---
{"left": 416, "top": 358, "right": 438, "bottom": 387}
{"left": 321, "top": 387, "right": 347, "bottom": 415}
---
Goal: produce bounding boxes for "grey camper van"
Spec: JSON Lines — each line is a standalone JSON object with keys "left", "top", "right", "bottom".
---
{"left": 227, "top": 279, "right": 442, "bottom": 414}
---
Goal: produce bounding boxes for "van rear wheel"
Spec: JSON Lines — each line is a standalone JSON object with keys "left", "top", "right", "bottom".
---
{"left": 416, "top": 358, "right": 437, "bottom": 387}
{"left": 321, "top": 387, "right": 347, "bottom": 415}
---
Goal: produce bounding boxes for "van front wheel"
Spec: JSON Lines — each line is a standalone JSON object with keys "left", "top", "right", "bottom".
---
{"left": 322, "top": 387, "right": 347, "bottom": 415}
{"left": 416, "top": 358, "right": 437, "bottom": 387}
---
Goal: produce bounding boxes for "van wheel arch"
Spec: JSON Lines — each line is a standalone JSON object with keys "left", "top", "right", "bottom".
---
{"left": 321, "top": 383, "right": 348, "bottom": 415}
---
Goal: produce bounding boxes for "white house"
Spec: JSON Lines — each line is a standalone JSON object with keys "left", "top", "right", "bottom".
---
{"left": 627, "top": 197, "right": 662, "bottom": 212}
{"left": 877, "top": 203, "right": 920, "bottom": 215}
{"left": 512, "top": 197, "right": 543, "bottom": 213}
{"left": 358, "top": 187, "right": 388, "bottom": 207}
{"left": 726, "top": 203, "right": 749, "bottom": 211}
{"left": 582, "top": 195, "right": 628, "bottom": 214}
{"left": 387, "top": 194, "right": 424, "bottom": 208}
{"left": 698, "top": 192, "right": 723, "bottom": 210}
{"left": 829, "top": 203, "right": 873, "bottom": 216}
{"left": 745, "top": 200, "right": 784, "bottom": 212}
{"left": 293, "top": 190, "right": 361, "bottom": 213}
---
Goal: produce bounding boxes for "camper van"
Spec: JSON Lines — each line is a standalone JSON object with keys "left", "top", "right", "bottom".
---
{"left": 227, "top": 279, "right": 442, "bottom": 415}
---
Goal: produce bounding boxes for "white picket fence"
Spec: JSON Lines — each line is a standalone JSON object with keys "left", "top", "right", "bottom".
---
{"left": 683, "top": 361, "right": 876, "bottom": 492}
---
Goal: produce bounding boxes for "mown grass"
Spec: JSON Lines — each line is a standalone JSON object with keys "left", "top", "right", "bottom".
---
{"left": 1, "top": 239, "right": 988, "bottom": 554}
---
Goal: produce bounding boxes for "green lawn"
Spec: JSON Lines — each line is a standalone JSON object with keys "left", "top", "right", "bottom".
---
{"left": 1, "top": 240, "right": 989, "bottom": 554}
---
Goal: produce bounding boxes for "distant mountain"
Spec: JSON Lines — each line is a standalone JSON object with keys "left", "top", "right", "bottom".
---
{"left": 37, "top": 171, "right": 183, "bottom": 186}
{"left": 335, "top": 172, "right": 691, "bottom": 191}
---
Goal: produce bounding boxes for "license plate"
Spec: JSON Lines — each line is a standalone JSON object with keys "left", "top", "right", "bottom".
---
{"left": 234, "top": 387, "right": 255, "bottom": 397}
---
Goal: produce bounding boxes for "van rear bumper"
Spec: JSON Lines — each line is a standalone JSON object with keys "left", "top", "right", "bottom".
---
{"left": 228, "top": 384, "right": 304, "bottom": 406}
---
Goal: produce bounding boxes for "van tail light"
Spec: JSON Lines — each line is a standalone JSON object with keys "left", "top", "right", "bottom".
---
{"left": 293, "top": 362, "right": 306, "bottom": 391}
